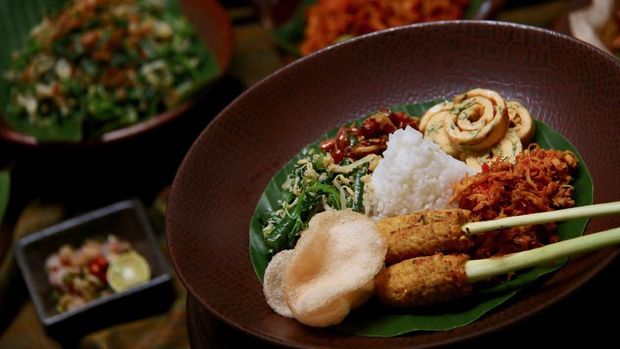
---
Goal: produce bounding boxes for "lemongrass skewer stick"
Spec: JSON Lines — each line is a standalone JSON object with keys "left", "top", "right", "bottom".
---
{"left": 466, "top": 227, "right": 620, "bottom": 283}
{"left": 461, "top": 201, "right": 620, "bottom": 235}
{"left": 376, "top": 227, "right": 620, "bottom": 307}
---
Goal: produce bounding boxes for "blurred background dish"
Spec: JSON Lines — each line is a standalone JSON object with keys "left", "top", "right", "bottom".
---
{"left": 554, "top": 0, "right": 620, "bottom": 57}
{"left": 0, "top": 0, "right": 236, "bottom": 230}
{"left": 253, "top": 0, "right": 505, "bottom": 57}
{"left": 166, "top": 20, "right": 620, "bottom": 348}
{"left": 14, "top": 199, "right": 175, "bottom": 341}
{"left": 0, "top": 0, "right": 233, "bottom": 147}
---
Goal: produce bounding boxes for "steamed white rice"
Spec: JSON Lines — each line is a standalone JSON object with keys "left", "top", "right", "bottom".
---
{"left": 368, "top": 126, "right": 473, "bottom": 219}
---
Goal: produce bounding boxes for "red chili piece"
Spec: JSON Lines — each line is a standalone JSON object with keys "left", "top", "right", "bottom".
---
{"left": 88, "top": 255, "right": 109, "bottom": 284}
{"left": 321, "top": 109, "right": 420, "bottom": 162}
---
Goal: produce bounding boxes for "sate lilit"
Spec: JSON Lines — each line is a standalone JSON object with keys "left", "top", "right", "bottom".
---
{"left": 374, "top": 226, "right": 620, "bottom": 308}
{"left": 377, "top": 209, "right": 473, "bottom": 264}
{"left": 374, "top": 253, "right": 472, "bottom": 307}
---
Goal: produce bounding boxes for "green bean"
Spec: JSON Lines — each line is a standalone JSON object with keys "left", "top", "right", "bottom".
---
{"left": 265, "top": 214, "right": 296, "bottom": 253}
{"left": 306, "top": 184, "right": 341, "bottom": 210}
{"left": 266, "top": 191, "right": 308, "bottom": 253}
{"left": 352, "top": 164, "right": 368, "bottom": 213}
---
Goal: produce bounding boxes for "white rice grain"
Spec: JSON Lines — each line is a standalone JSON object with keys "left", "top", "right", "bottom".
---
{"left": 369, "top": 126, "right": 473, "bottom": 219}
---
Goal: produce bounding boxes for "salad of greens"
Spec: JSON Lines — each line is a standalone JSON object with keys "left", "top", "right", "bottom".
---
{"left": 261, "top": 108, "right": 420, "bottom": 254}
{"left": 261, "top": 149, "right": 378, "bottom": 254}
{"left": 3, "top": 0, "right": 218, "bottom": 141}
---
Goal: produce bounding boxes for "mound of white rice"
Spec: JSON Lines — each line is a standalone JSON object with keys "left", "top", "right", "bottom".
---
{"left": 368, "top": 126, "right": 473, "bottom": 219}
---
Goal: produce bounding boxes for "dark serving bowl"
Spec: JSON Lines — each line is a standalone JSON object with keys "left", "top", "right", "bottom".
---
{"left": 166, "top": 21, "right": 620, "bottom": 348}
{"left": 14, "top": 199, "right": 174, "bottom": 341}
{"left": 0, "top": 0, "right": 233, "bottom": 147}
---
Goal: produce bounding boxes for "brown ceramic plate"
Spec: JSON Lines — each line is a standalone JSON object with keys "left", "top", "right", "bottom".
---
{"left": 167, "top": 21, "right": 620, "bottom": 348}
{"left": 0, "top": 0, "right": 233, "bottom": 147}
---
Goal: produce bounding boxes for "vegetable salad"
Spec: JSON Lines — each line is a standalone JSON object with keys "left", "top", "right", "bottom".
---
{"left": 4, "top": 0, "right": 213, "bottom": 140}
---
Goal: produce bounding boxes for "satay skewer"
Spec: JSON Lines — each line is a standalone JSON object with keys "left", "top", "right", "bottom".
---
{"left": 375, "top": 226, "right": 620, "bottom": 307}
{"left": 378, "top": 209, "right": 473, "bottom": 264}
{"left": 462, "top": 201, "right": 620, "bottom": 235}
{"left": 379, "top": 202, "right": 620, "bottom": 264}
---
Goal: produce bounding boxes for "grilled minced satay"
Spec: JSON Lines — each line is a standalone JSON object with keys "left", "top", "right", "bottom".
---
{"left": 375, "top": 253, "right": 472, "bottom": 307}
{"left": 377, "top": 209, "right": 473, "bottom": 264}
{"left": 375, "top": 227, "right": 620, "bottom": 307}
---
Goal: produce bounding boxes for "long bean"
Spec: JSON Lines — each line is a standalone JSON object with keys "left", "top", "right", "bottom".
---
{"left": 352, "top": 164, "right": 368, "bottom": 213}
{"left": 265, "top": 214, "right": 296, "bottom": 252}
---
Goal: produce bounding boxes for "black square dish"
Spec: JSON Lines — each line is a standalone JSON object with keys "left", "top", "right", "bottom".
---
{"left": 14, "top": 199, "right": 175, "bottom": 340}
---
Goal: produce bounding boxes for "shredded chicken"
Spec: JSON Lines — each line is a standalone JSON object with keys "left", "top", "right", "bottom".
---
{"left": 451, "top": 144, "right": 578, "bottom": 258}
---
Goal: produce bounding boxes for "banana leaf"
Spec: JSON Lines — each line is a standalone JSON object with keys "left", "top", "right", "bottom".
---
{"left": 0, "top": 0, "right": 219, "bottom": 142}
{"left": 248, "top": 100, "right": 593, "bottom": 336}
{"left": 273, "top": 0, "right": 483, "bottom": 56}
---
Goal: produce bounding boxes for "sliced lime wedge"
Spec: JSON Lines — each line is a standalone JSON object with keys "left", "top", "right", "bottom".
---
{"left": 107, "top": 252, "right": 151, "bottom": 292}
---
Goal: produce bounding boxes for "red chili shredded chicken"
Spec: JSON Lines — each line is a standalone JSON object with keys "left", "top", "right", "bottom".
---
{"left": 451, "top": 144, "right": 578, "bottom": 259}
